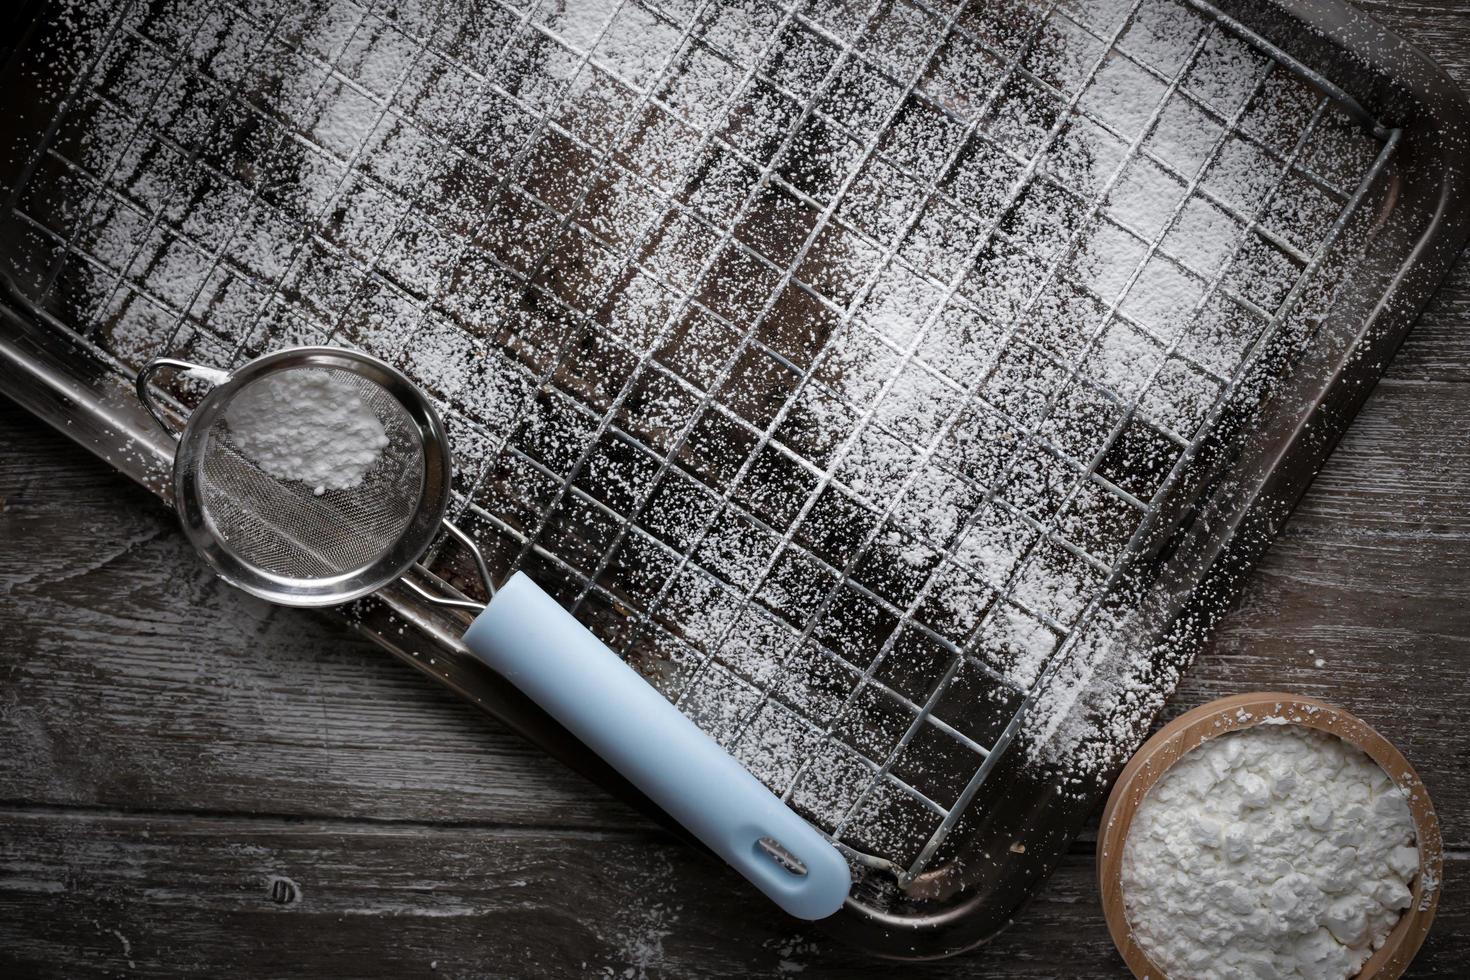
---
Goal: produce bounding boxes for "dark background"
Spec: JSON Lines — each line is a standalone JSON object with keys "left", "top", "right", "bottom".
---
{"left": 3, "top": 0, "right": 1469, "bottom": 975}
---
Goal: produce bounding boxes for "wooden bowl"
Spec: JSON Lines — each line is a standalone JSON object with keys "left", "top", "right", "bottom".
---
{"left": 1098, "top": 693, "right": 1442, "bottom": 980}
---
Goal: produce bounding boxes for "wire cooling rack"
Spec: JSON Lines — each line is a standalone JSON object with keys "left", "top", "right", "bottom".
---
{"left": 2, "top": 0, "right": 1395, "bottom": 885}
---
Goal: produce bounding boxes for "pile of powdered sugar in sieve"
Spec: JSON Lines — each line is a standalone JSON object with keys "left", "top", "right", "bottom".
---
{"left": 225, "top": 369, "right": 390, "bottom": 494}
{"left": 1121, "top": 723, "right": 1418, "bottom": 980}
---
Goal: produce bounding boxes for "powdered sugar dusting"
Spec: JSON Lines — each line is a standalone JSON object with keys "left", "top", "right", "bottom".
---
{"left": 225, "top": 368, "right": 389, "bottom": 491}
{"left": 4, "top": 0, "right": 1390, "bottom": 881}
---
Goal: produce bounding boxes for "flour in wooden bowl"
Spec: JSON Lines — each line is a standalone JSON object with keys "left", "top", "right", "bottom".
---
{"left": 1121, "top": 723, "right": 1417, "bottom": 980}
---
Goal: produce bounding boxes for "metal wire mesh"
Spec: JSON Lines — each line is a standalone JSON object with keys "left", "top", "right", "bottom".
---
{"left": 196, "top": 366, "right": 426, "bottom": 581}
{"left": 1, "top": 0, "right": 1396, "bottom": 883}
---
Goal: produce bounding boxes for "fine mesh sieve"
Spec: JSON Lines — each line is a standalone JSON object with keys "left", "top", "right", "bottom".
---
{"left": 139, "top": 346, "right": 452, "bottom": 606}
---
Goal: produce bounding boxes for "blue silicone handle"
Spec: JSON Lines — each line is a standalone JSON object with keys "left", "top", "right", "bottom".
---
{"left": 462, "top": 572, "right": 851, "bottom": 920}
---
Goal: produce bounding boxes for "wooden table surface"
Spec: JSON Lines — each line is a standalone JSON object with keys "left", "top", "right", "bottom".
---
{"left": 4, "top": 3, "right": 1470, "bottom": 977}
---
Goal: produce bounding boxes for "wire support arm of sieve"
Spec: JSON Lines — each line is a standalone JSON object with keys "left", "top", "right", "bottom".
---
{"left": 403, "top": 518, "right": 497, "bottom": 611}
{"left": 136, "top": 355, "right": 228, "bottom": 441}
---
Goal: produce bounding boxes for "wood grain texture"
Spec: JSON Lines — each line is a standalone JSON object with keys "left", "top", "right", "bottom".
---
{"left": 4, "top": 332, "right": 1468, "bottom": 978}
{"left": 0, "top": 808, "right": 1462, "bottom": 980}
{"left": 0, "top": 453, "right": 643, "bottom": 831}
{"left": 4, "top": 1, "right": 1470, "bottom": 975}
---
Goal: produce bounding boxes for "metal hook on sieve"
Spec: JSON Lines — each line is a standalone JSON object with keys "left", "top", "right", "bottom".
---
{"left": 135, "top": 356, "right": 229, "bottom": 441}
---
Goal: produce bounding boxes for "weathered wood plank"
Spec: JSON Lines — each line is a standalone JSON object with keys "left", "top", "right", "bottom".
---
{"left": 5, "top": 350, "right": 1470, "bottom": 975}
{"left": 0, "top": 808, "right": 1463, "bottom": 979}
{"left": 1356, "top": 0, "right": 1470, "bottom": 87}
{"left": 1385, "top": 258, "right": 1470, "bottom": 383}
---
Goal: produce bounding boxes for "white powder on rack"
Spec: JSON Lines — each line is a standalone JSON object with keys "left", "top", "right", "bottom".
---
{"left": 225, "top": 368, "right": 389, "bottom": 493}
{"left": 17, "top": 0, "right": 1386, "bottom": 866}
{"left": 1121, "top": 723, "right": 1418, "bottom": 980}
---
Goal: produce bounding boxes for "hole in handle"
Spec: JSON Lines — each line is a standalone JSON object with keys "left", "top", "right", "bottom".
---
{"left": 756, "top": 836, "right": 808, "bottom": 876}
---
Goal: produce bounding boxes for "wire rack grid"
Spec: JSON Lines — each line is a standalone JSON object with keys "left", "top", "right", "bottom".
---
{"left": 1, "top": 0, "right": 1397, "bottom": 885}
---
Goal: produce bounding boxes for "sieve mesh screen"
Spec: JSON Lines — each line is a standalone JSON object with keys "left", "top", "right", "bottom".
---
{"left": 198, "top": 367, "right": 425, "bottom": 581}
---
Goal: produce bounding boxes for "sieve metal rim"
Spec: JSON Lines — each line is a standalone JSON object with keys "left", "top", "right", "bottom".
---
{"left": 169, "top": 346, "right": 452, "bottom": 607}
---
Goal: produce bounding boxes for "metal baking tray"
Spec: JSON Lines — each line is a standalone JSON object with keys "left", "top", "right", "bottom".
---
{"left": 2, "top": 0, "right": 1466, "bottom": 959}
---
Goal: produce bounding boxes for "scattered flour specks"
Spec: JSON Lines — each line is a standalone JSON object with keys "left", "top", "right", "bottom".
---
{"left": 8, "top": 0, "right": 1385, "bottom": 877}
{"left": 596, "top": 851, "right": 682, "bottom": 980}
